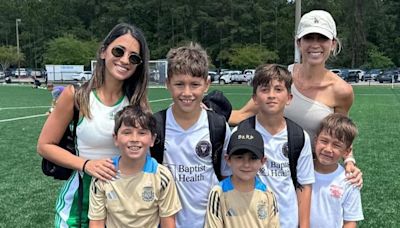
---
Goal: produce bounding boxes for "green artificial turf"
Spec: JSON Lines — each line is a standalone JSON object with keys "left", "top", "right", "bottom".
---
{"left": 0, "top": 84, "right": 399, "bottom": 227}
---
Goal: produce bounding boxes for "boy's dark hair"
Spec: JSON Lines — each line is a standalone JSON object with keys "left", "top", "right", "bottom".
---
{"left": 114, "top": 105, "right": 156, "bottom": 136}
{"left": 316, "top": 113, "right": 358, "bottom": 148}
{"left": 251, "top": 64, "right": 292, "bottom": 95}
{"left": 166, "top": 42, "right": 208, "bottom": 79}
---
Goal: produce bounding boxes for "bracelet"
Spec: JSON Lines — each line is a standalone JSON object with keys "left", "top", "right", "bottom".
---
{"left": 344, "top": 157, "right": 356, "bottom": 165}
{"left": 82, "top": 160, "right": 90, "bottom": 173}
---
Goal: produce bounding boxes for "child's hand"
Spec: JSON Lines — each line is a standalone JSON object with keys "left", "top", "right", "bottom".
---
{"left": 84, "top": 158, "right": 117, "bottom": 181}
{"left": 345, "top": 163, "right": 363, "bottom": 189}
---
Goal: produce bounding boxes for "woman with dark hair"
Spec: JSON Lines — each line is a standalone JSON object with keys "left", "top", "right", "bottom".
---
{"left": 37, "top": 23, "right": 150, "bottom": 227}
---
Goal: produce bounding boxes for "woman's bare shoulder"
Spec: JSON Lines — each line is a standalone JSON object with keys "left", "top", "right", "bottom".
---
{"left": 329, "top": 72, "right": 354, "bottom": 114}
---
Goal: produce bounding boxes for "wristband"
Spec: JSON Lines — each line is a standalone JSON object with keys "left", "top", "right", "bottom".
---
{"left": 344, "top": 157, "right": 356, "bottom": 165}
{"left": 82, "top": 160, "right": 90, "bottom": 173}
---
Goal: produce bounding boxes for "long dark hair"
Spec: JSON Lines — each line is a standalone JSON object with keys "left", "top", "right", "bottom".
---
{"left": 76, "top": 23, "right": 150, "bottom": 118}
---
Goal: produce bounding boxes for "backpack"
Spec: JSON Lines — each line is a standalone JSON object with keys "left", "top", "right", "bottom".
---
{"left": 238, "top": 116, "right": 305, "bottom": 189}
{"left": 150, "top": 109, "right": 227, "bottom": 181}
{"left": 41, "top": 88, "right": 79, "bottom": 180}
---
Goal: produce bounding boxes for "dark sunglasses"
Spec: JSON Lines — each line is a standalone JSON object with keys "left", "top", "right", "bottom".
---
{"left": 111, "top": 46, "right": 142, "bottom": 65}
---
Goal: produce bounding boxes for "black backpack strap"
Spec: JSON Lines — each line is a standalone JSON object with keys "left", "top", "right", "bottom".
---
{"left": 237, "top": 116, "right": 256, "bottom": 129}
{"left": 285, "top": 117, "right": 305, "bottom": 190}
{"left": 71, "top": 84, "right": 79, "bottom": 155}
{"left": 150, "top": 109, "right": 167, "bottom": 164}
{"left": 207, "top": 110, "right": 227, "bottom": 181}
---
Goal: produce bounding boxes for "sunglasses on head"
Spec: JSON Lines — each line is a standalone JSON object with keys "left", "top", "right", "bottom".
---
{"left": 111, "top": 46, "right": 142, "bottom": 65}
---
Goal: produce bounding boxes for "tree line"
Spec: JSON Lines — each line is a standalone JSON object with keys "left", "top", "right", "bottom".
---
{"left": 0, "top": 0, "right": 399, "bottom": 71}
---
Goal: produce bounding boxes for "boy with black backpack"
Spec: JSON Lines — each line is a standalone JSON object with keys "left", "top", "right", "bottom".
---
{"left": 150, "top": 43, "right": 231, "bottom": 228}
{"left": 237, "top": 64, "right": 315, "bottom": 227}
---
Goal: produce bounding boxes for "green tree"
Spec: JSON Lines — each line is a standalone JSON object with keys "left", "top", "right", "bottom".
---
{"left": 362, "top": 44, "right": 395, "bottom": 69}
{"left": 43, "top": 35, "right": 97, "bottom": 67}
{"left": 227, "top": 44, "right": 278, "bottom": 69}
{"left": 0, "top": 45, "right": 24, "bottom": 71}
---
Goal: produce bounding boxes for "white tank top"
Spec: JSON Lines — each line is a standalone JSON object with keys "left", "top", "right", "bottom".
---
{"left": 76, "top": 91, "right": 129, "bottom": 160}
{"left": 284, "top": 84, "right": 333, "bottom": 141}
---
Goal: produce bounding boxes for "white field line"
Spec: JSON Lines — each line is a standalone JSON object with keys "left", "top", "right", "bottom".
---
{"left": 0, "top": 98, "right": 171, "bottom": 123}
{"left": 0, "top": 105, "right": 50, "bottom": 110}
{"left": 0, "top": 113, "right": 47, "bottom": 123}
{"left": 149, "top": 98, "right": 171, "bottom": 103}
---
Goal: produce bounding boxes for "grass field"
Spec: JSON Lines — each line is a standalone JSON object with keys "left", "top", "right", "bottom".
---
{"left": 1, "top": 84, "right": 400, "bottom": 227}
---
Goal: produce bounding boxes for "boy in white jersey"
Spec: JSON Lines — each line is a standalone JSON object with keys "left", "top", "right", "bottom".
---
{"left": 205, "top": 127, "right": 280, "bottom": 228}
{"left": 88, "top": 105, "right": 181, "bottom": 228}
{"left": 243, "top": 64, "right": 315, "bottom": 227}
{"left": 151, "top": 43, "right": 231, "bottom": 228}
{"left": 311, "top": 113, "right": 363, "bottom": 228}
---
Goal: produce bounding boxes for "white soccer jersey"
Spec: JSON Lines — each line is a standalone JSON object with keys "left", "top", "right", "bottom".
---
{"left": 163, "top": 107, "right": 231, "bottom": 228}
{"left": 311, "top": 165, "right": 364, "bottom": 228}
{"left": 253, "top": 119, "right": 315, "bottom": 228}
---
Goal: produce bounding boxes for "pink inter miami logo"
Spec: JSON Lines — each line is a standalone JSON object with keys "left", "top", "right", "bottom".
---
{"left": 330, "top": 184, "right": 344, "bottom": 198}
{"left": 195, "top": 140, "right": 211, "bottom": 158}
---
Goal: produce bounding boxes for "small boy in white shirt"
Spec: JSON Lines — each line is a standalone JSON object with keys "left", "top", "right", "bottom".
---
{"left": 311, "top": 113, "right": 364, "bottom": 228}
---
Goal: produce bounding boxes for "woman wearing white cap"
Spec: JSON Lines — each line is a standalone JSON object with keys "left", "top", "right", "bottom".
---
{"left": 229, "top": 9, "right": 363, "bottom": 187}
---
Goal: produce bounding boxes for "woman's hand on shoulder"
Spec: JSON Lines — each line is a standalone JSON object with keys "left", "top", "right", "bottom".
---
{"left": 228, "top": 99, "right": 259, "bottom": 126}
{"left": 345, "top": 162, "right": 363, "bottom": 189}
{"left": 84, "top": 158, "right": 117, "bottom": 181}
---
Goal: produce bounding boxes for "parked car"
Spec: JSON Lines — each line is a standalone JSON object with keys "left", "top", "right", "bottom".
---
{"left": 349, "top": 69, "right": 365, "bottom": 81}
{"left": 72, "top": 71, "right": 92, "bottom": 81}
{"left": 219, "top": 70, "right": 242, "bottom": 84}
{"left": 4, "top": 69, "right": 10, "bottom": 77}
{"left": 30, "top": 69, "right": 42, "bottom": 77}
{"left": 376, "top": 70, "right": 399, "bottom": 83}
{"left": 13, "top": 68, "right": 28, "bottom": 77}
{"left": 363, "top": 69, "right": 382, "bottom": 81}
{"left": 343, "top": 71, "right": 359, "bottom": 83}
{"left": 208, "top": 71, "right": 219, "bottom": 82}
{"left": 0, "top": 71, "right": 4, "bottom": 79}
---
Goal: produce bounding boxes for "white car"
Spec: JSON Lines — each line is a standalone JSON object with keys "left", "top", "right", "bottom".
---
{"left": 349, "top": 69, "right": 365, "bottom": 81}
{"left": 72, "top": 71, "right": 92, "bottom": 81}
{"left": 13, "top": 68, "right": 27, "bottom": 77}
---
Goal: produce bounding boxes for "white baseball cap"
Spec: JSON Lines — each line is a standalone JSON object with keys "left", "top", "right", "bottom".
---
{"left": 296, "top": 10, "right": 337, "bottom": 40}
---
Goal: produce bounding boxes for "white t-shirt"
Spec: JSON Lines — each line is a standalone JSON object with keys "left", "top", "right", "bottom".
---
{"left": 254, "top": 119, "right": 315, "bottom": 228}
{"left": 163, "top": 107, "right": 231, "bottom": 228}
{"left": 311, "top": 165, "right": 364, "bottom": 228}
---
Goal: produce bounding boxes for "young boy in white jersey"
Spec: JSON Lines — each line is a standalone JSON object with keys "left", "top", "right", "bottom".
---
{"left": 205, "top": 127, "right": 280, "bottom": 228}
{"left": 150, "top": 43, "right": 231, "bottom": 228}
{"left": 311, "top": 113, "right": 363, "bottom": 228}
{"left": 239, "top": 64, "right": 315, "bottom": 227}
{"left": 88, "top": 105, "right": 181, "bottom": 228}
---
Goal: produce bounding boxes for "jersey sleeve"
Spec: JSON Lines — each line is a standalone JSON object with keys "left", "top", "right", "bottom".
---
{"left": 158, "top": 166, "right": 182, "bottom": 218}
{"left": 220, "top": 123, "right": 232, "bottom": 176}
{"left": 343, "top": 186, "right": 364, "bottom": 222}
{"left": 88, "top": 178, "right": 107, "bottom": 220}
{"left": 296, "top": 131, "right": 315, "bottom": 185}
{"left": 265, "top": 190, "right": 281, "bottom": 228}
{"left": 205, "top": 186, "right": 224, "bottom": 228}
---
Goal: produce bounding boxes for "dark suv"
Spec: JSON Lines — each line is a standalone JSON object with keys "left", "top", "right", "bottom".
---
{"left": 341, "top": 70, "right": 359, "bottom": 83}
{"left": 377, "top": 70, "right": 399, "bottom": 83}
